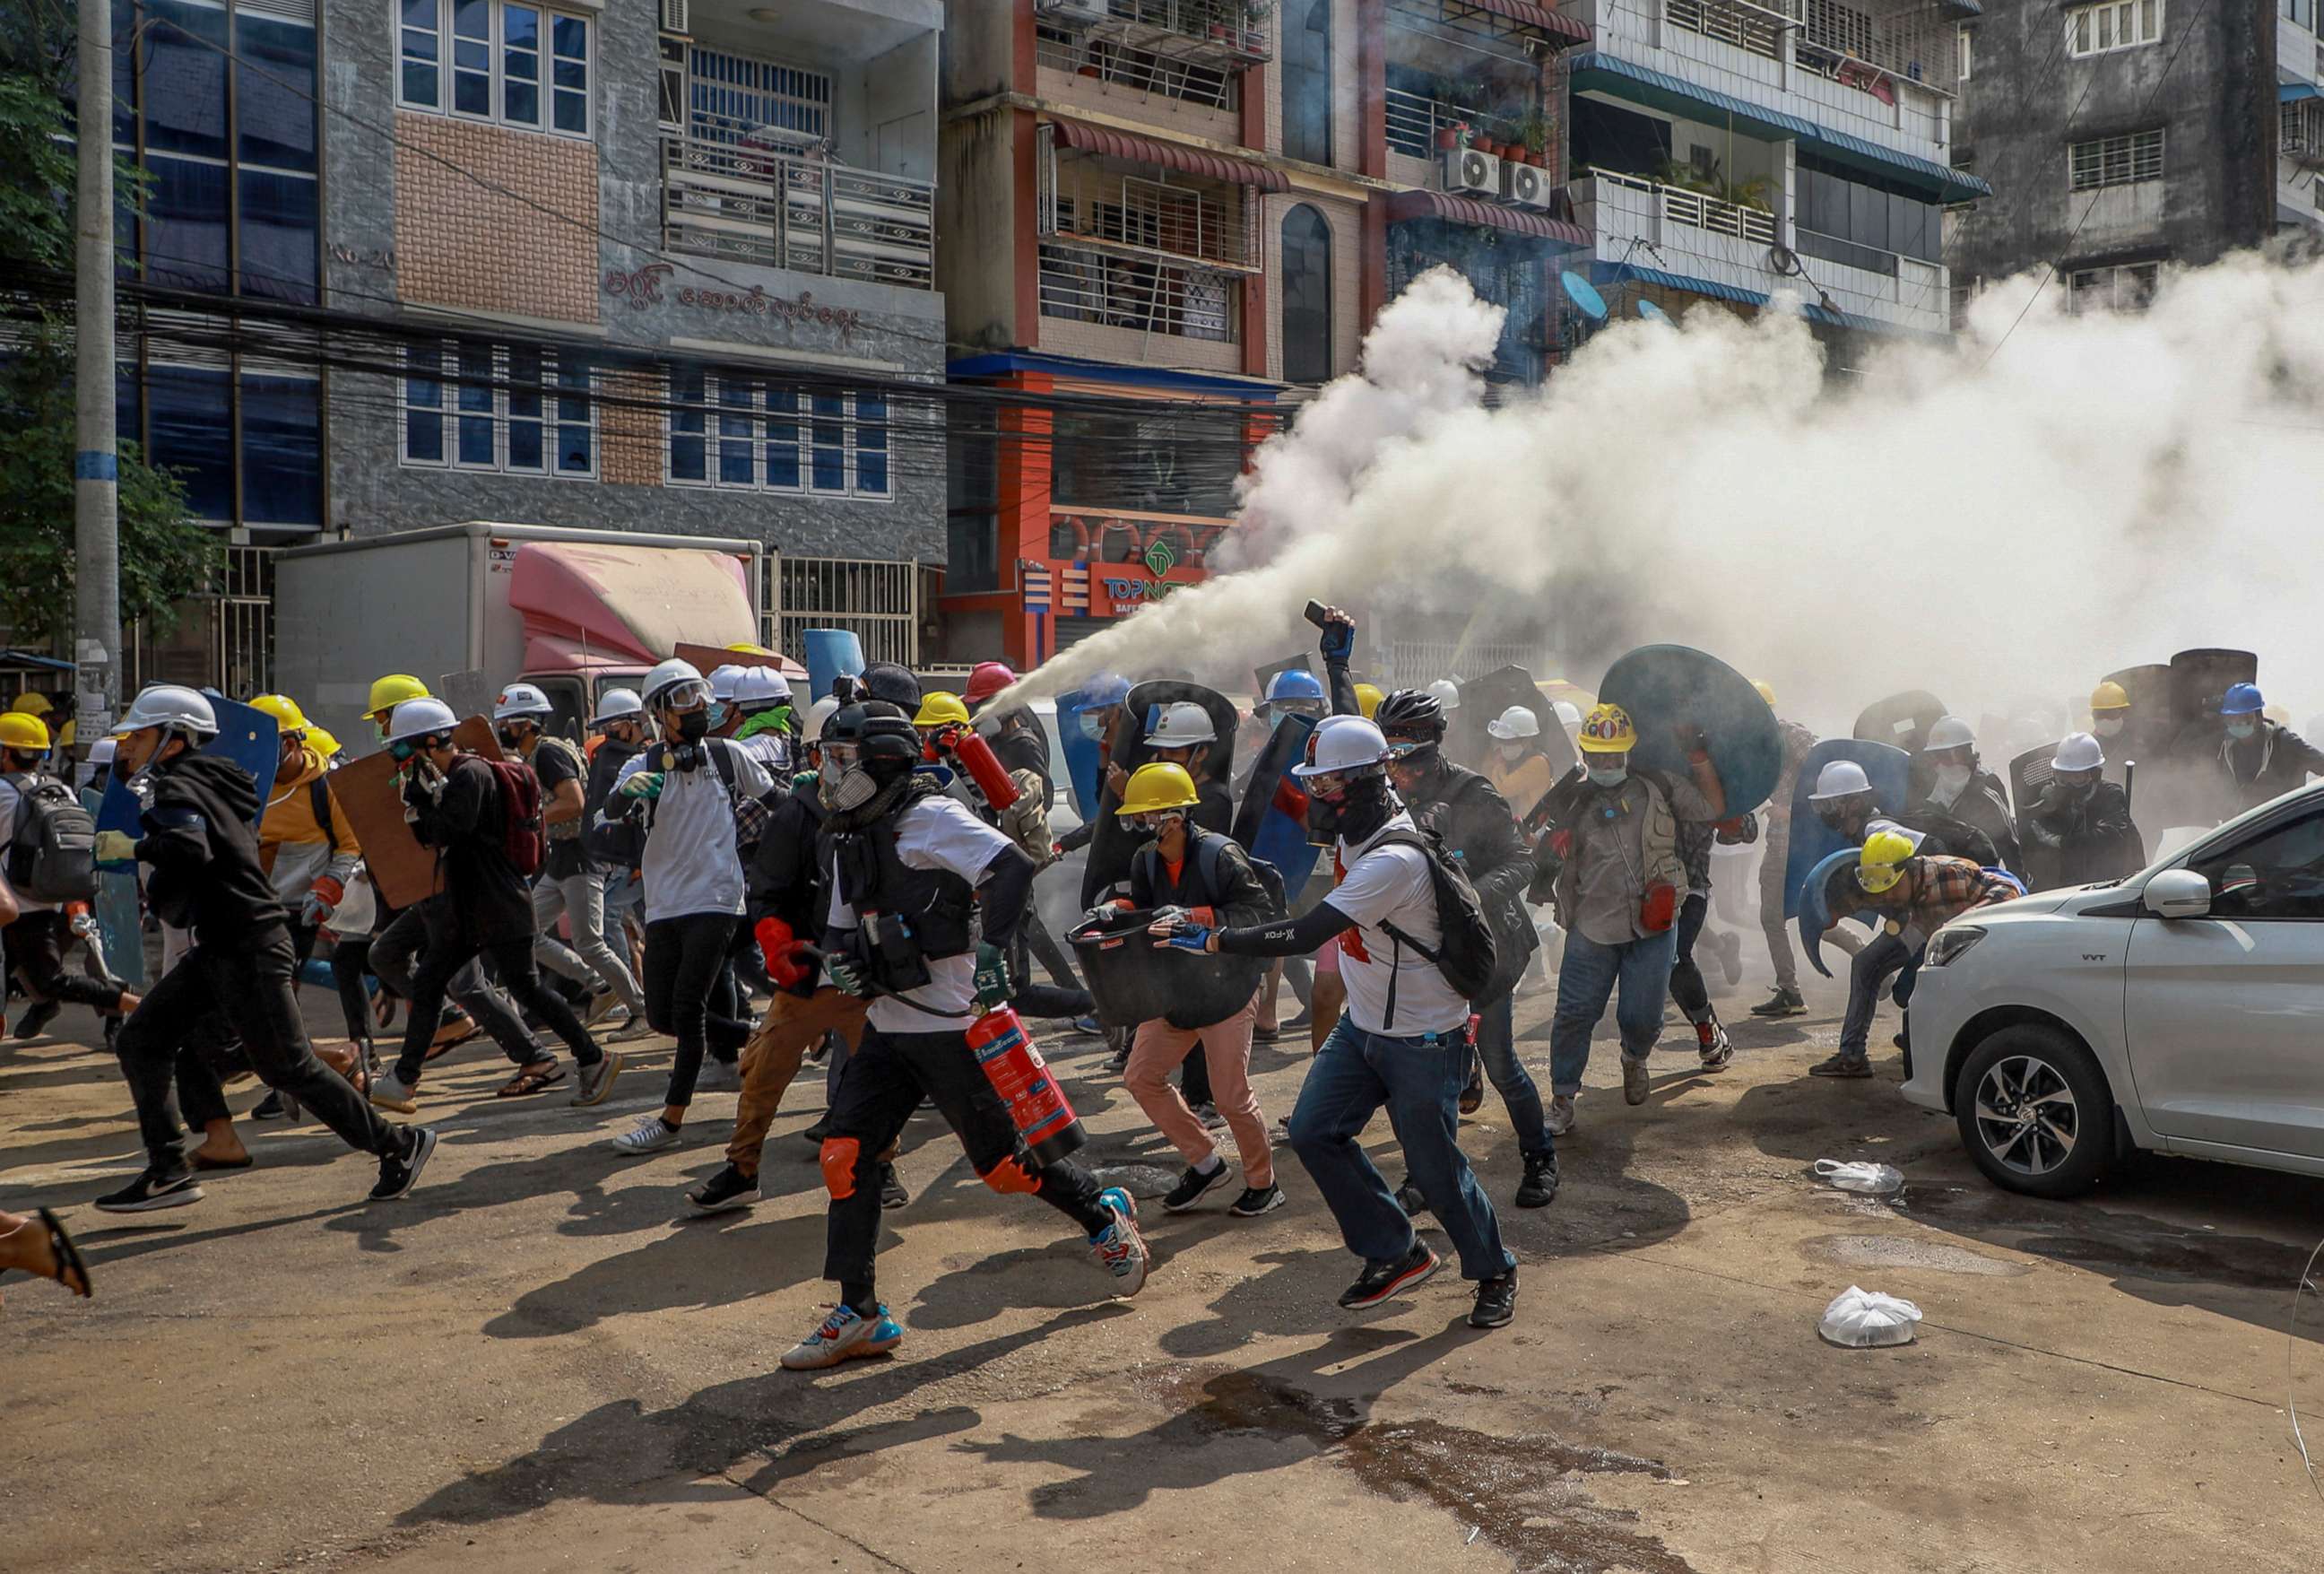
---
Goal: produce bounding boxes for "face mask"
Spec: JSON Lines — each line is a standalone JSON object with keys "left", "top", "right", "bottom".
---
{"left": 1496, "top": 741, "right": 1529, "bottom": 762}
{"left": 675, "top": 710, "right": 711, "bottom": 744}
{"left": 2056, "top": 774, "right": 2096, "bottom": 798}
{"left": 1587, "top": 765, "right": 1628, "bottom": 789}
{"left": 388, "top": 739, "right": 417, "bottom": 763}
{"left": 496, "top": 726, "right": 523, "bottom": 751}
{"left": 1929, "top": 763, "right": 1972, "bottom": 805}
{"left": 2226, "top": 720, "right": 2257, "bottom": 741}
{"left": 2092, "top": 717, "right": 2125, "bottom": 739}
{"left": 706, "top": 702, "right": 727, "bottom": 728}
{"left": 1078, "top": 711, "right": 1108, "bottom": 742}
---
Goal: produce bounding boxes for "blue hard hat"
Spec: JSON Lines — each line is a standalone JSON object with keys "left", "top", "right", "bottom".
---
{"left": 1265, "top": 669, "right": 1327, "bottom": 704}
{"left": 2220, "top": 682, "right": 2264, "bottom": 716}
{"left": 1081, "top": 672, "right": 1131, "bottom": 709}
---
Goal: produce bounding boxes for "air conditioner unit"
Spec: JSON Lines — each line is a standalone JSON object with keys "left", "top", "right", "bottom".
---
{"left": 1441, "top": 146, "right": 1500, "bottom": 197}
{"left": 660, "top": 0, "right": 688, "bottom": 33}
{"left": 1037, "top": 0, "right": 1110, "bottom": 22}
{"left": 1500, "top": 160, "right": 1551, "bottom": 210}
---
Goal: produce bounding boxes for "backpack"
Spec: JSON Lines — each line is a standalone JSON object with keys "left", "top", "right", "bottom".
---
{"left": 1367, "top": 827, "right": 1500, "bottom": 1008}
{"left": 1137, "top": 829, "right": 1288, "bottom": 922}
{"left": 707, "top": 740, "right": 776, "bottom": 855}
{"left": 474, "top": 755, "right": 545, "bottom": 877}
{"left": 5, "top": 773, "right": 98, "bottom": 903}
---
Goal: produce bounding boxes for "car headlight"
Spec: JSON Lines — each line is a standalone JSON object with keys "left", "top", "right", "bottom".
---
{"left": 1923, "top": 925, "right": 1986, "bottom": 969}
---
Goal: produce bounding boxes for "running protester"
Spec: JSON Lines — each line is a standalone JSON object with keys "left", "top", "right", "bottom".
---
{"left": 1151, "top": 717, "right": 1520, "bottom": 1330}
{"left": 784, "top": 707, "right": 1149, "bottom": 1371}
{"left": 93, "top": 686, "right": 438, "bottom": 1210}
{"left": 0, "top": 709, "right": 140, "bottom": 1036}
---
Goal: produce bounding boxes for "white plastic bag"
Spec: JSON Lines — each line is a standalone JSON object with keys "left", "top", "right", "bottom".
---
{"left": 1818, "top": 1285, "right": 1923, "bottom": 1347}
{"left": 1815, "top": 1159, "right": 1904, "bottom": 1196}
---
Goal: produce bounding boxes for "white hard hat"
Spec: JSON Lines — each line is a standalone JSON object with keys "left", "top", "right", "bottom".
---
{"left": 386, "top": 696, "right": 459, "bottom": 746}
{"left": 492, "top": 682, "right": 552, "bottom": 720}
{"left": 1810, "top": 760, "right": 1873, "bottom": 800}
{"left": 641, "top": 657, "right": 707, "bottom": 709}
{"left": 87, "top": 737, "right": 117, "bottom": 765}
{"left": 1426, "top": 679, "right": 1461, "bottom": 711}
{"left": 116, "top": 684, "right": 219, "bottom": 739}
{"left": 1921, "top": 716, "right": 1975, "bottom": 753}
{"left": 1552, "top": 700, "right": 1582, "bottom": 727}
{"left": 590, "top": 688, "right": 643, "bottom": 725}
{"left": 803, "top": 695, "right": 842, "bottom": 744}
{"left": 734, "top": 665, "right": 793, "bottom": 706}
{"left": 1486, "top": 704, "right": 1539, "bottom": 741}
{"left": 1143, "top": 700, "right": 1217, "bottom": 748}
{"left": 707, "top": 664, "right": 747, "bottom": 701}
{"left": 1294, "top": 715, "right": 1391, "bottom": 777}
{"left": 2051, "top": 731, "right": 2105, "bottom": 772}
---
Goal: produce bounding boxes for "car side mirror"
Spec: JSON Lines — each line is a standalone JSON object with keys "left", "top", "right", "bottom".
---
{"left": 2143, "top": 867, "right": 2212, "bottom": 919}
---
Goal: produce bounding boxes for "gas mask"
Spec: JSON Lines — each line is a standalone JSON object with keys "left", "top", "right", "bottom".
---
{"left": 819, "top": 747, "right": 880, "bottom": 813}
{"left": 674, "top": 709, "right": 711, "bottom": 745}
{"left": 1305, "top": 770, "right": 1390, "bottom": 844}
{"left": 1929, "top": 763, "right": 1973, "bottom": 805}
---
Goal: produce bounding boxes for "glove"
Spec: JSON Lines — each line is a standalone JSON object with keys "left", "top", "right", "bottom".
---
{"left": 618, "top": 770, "right": 665, "bottom": 801}
{"left": 1548, "top": 829, "right": 1574, "bottom": 860}
{"left": 1318, "top": 613, "right": 1356, "bottom": 662}
{"left": 973, "top": 943, "right": 1012, "bottom": 1011}
{"left": 1186, "top": 906, "right": 1217, "bottom": 928}
{"left": 826, "top": 954, "right": 871, "bottom": 996}
{"left": 754, "top": 917, "right": 816, "bottom": 993}
{"left": 1147, "top": 907, "right": 1215, "bottom": 952}
{"left": 94, "top": 830, "right": 138, "bottom": 864}
{"left": 303, "top": 876, "right": 343, "bottom": 927}
{"left": 1640, "top": 880, "right": 1678, "bottom": 933}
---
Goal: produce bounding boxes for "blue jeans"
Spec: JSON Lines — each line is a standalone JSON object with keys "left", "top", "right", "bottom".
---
{"left": 1840, "top": 930, "right": 1919, "bottom": 1058}
{"left": 1548, "top": 926, "right": 1679, "bottom": 1097}
{"left": 1475, "top": 995, "right": 1552, "bottom": 1160}
{"left": 1288, "top": 1018, "right": 1514, "bottom": 1282}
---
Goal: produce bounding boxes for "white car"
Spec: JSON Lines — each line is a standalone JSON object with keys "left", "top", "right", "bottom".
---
{"left": 1902, "top": 781, "right": 2324, "bottom": 1197}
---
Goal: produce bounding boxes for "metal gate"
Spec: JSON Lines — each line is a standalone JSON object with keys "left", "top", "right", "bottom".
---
{"left": 761, "top": 553, "right": 929, "bottom": 669}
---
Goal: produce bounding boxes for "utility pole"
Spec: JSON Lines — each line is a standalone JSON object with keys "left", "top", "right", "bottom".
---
{"left": 74, "top": 0, "right": 124, "bottom": 741}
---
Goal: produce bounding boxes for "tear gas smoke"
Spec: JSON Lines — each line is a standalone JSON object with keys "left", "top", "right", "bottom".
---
{"left": 994, "top": 253, "right": 2324, "bottom": 743}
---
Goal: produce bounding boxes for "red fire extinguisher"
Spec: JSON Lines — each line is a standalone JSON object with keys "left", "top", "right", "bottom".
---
{"left": 967, "top": 1004, "right": 1084, "bottom": 1166}
{"left": 931, "top": 723, "right": 1020, "bottom": 813}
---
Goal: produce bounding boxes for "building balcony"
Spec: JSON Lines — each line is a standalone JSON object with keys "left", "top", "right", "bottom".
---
{"left": 661, "top": 121, "right": 936, "bottom": 290}
{"left": 1033, "top": 0, "right": 1272, "bottom": 70}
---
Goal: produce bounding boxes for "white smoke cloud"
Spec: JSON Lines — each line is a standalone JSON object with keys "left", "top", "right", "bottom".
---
{"left": 999, "top": 252, "right": 2324, "bottom": 745}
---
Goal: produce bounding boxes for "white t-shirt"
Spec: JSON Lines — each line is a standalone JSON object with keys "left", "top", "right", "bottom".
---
{"left": 1329, "top": 810, "right": 1472, "bottom": 1037}
{"left": 614, "top": 740, "right": 771, "bottom": 923}
{"left": 827, "top": 794, "right": 1015, "bottom": 1034}
{"left": 733, "top": 729, "right": 791, "bottom": 778}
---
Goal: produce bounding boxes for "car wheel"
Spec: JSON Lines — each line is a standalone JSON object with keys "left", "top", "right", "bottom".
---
{"left": 1952, "top": 1024, "right": 2115, "bottom": 1198}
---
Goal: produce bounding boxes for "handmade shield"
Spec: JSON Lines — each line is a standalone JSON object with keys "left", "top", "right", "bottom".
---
{"left": 2166, "top": 648, "right": 2256, "bottom": 730}
{"left": 319, "top": 718, "right": 500, "bottom": 910}
{"left": 1084, "top": 681, "right": 1239, "bottom": 904}
{"left": 1851, "top": 690, "right": 1948, "bottom": 758}
{"left": 1598, "top": 645, "right": 1783, "bottom": 815}
{"left": 1253, "top": 653, "right": 1314, "bottom": 702}
{"left": 1054, "top": 686, "right": 1106, "bottom": 824}
{"left": 437, "top": 667, "right": 497, "bottom": 726}
{"left": 1067, "top": 909, "right": 1266, "bottom": 1031}
{"left": 96, "top": 699, "right": 281, "bottom": 859}
{"left": 1798, "top": 847, "right": 1876, "bottom": 980}
{"left": 1230, "top": 709, "right": 1322, "bottom": 905}
{"left": 804, "top": 629, "right": 866, "bottom": 701}
{"left": 1454, "top": 665, "right": 1549, "bottom": 774}
{"left": 1781, "top": 738, "right": 1911, "bottom": 917}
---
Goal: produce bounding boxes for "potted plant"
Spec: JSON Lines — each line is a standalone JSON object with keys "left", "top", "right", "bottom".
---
{"left": 1519, "top": 109, "right": 1551, "bottom": 166}
{"left": 1434, "top": 117, "right": 1468, "bottom": 152}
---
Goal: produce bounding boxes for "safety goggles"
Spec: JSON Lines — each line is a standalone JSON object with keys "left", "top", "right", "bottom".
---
{"left": 1115, "top": 809, "right": 1184, "bottom": 834}
{"left": 1270, "top": 700, "right": 1326, "bottom": 722}
{"left": 822, "top": 741, "right": 861, "bottom": 767}
{"left": 653, "top": 679, "right": 714, "bottom": 712}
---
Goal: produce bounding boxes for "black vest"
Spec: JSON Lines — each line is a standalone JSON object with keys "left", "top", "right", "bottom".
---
{"left": 827, "top": 800, "right": 977, "bottom": 962}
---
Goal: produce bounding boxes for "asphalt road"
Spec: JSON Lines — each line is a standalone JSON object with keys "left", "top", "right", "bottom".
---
{"left": 5, "top": 950, "right": 2322, "bottom": 1573}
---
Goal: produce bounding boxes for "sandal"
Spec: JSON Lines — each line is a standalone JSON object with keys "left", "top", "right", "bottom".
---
{"left": 497, "top": 1061, "right": 567, "bottom": 1098}
{"left": 425, "top": 1014, "right": 478, "bottom": 1063}
{"left": 37, "top": 1207, "right": 91, "bottom": 1299}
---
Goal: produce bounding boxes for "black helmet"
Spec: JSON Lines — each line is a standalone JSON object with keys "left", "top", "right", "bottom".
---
{"left": 861, "top": 662, "right": 921, "bottom": 710}
{"left": 823, "top": 702, "right": 871, "bottom": 744}
{"left": 1374, "top": 688, "right": 1447, "bottom": 741}
{"left": 855, "top": 711, "right": 922, "bottom": 769}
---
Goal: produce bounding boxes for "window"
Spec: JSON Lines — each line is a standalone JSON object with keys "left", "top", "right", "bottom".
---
{"left": 664, "top": 374, "right": 890, "bottom": 500}
{"left": 240, "top": 370, "right": 323, "bottom": 526}
{"left": 2068, "top": 0, "right": 2162, "bottom": 56}
{"left": 399, "top": 0, "right": 590, "bottom": 138}
{"left": 147, "top": 363, "right": 236, "bottom": 522}
{"left": 2069, "top": 129, "right": 2164, "bottom": 190}
{"left": 2066, "top": 262, "right": 2159, "bottom": 313}
{"left": 1283, "top": 0, "right": 1332, "bottom": 166}
{"left": 2285, "top": 0, "right": 2316, "bottom": 30}
{"left": 1956, "top": 24, "right": 1973, "bottom": 80}
{"left": 686, "top": 46, "right": 829, "bottom": 141}
{"left": 1280, "top": 204, "right": 1333, "bottom": 384}
{"left": 2191, "top": 809, "right": 2324, "bottom": 920}
{"left": 401, "top": 342, "right": 595, "bottom": 476}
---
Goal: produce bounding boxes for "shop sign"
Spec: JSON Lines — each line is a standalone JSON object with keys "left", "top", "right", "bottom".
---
{"left": 601, "top": 264, "right": 864, "bottom": 339}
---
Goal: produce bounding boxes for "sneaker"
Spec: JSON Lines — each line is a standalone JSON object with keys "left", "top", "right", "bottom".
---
{"left": 94, "top": 1164, "right": 204, "bottom": 1213}
{"left": 800, "top": 1117, "right": 832, "bottom": 1145}
{"left": 1470, "top": 1269, "right": 1519, "bottom": 1329}
{"left": 1713, "top": 928, "right": 1744, "bottom": 987}
{"left": 1696, "top": 1018, "right": 1734, "bottom": 1072}
{"left": 369, "top": 1069, "right": 419, "bottom": 1115}
{"left": 1163, "top": 1160, "right": 1231, "bottom": 1213}
{"left": 369, "top": 1126, "right": 439, "bottom": 1201}
{"left": 687, "top": 1162, "right": 759, "bottom": 1213}
{"left": 1546, "top": 1094, "right": 1576, "bottom": 1136}
{"left": 1338, "top": 1241, "right": 1440, "bottom": 1309}
{"left": 879, "top": 1163, "right": 911, "bottom": 1211}
{"left": 250, "top": 1091, "right": 288, "bottom": 1121}
{"left": 779, "top": 1303, "right": 903, "bottom": 1370}
{"left": 1088, "top": 1187, "right": 1150, "bottom": 1297}
{"left": 697, "top": 1058, "right": 741, "bottom": 1093}
{"left": 1809, "top": 1052, "right": 1874, "bottom": 1080}
{"left": 570, "top": 1051, "right": 626, "bottom": 1108}
{"left": 1393, "top": 1176, "right": 1428, "bottom": 1218}
{"left": 13, "top": 999, "right": 59, "bottom": 1040}
{"left": 1072, "top": 1014, "right": 1102, "bottom": 1036}
{"left": 1190, "top": 1101, "right": 1227, "bottom": 1132}
{"left": 1228, "top": 1183, "right": 1286, "bottom": 1217}
{"left": 1750, "top": 987, "right": 1807, "bottom": 1018}
{"left": 610, "top": 1113, "right": 681, "bottom": 1154}
{"left": 1281, "top": 1010, "right": 1313, "bottom": 1032}
{"left": 1621, "top": 1057, "right": 1651, "bottom": 1105}
{"left": 1515, "top": 1152, "right": 1559, "bottom": 1209}
{"left": 605, "top": 1016, "right": 658, "bottom": 1045}
{"left": 1459, "top": 1056, "right": 1486, "bottom": 1115}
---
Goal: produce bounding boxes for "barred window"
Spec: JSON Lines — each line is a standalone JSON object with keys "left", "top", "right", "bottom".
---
{"left": 401, "top": 342, "right": 594, "bottom": 477}
{"left": 2067, "top": 263, "right": 2160, "bottom": 313}
{"left": 665, "top": 371, "right": 889, "bottom": 500}
{"left": 2068, "top": 129, "right": 2164, "bottom": 190}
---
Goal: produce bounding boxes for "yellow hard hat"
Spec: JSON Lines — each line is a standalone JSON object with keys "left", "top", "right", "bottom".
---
{"left": 1354, "top": 683, "right": 1384, "bottom": 719}
{"left": 1752, "top": 680, "right": 1776, "bottom": 708}
{"left": 0, "top": 711, "right": 51, "bottom": 752}
{"left": 9, "top": 692, "right": 53, "bottom": 717}
{"left": 914, "top": 691, "right": 970, "bottom": 729}
{"left": 367, "top": 674, "right": 430, "bottom": 717}
{"left": 2090, "top": 680, "right": 2130, "bottom": 713}
{"left": 249, "top": 692, "right": 310, "bottom": 735}
{"left": 1118, "top": 761, "right": 1201, "bottom": 818}
{"left": 56, "top": 718, "right": 74, "bottom": 748}
{"left": 1575, "top": 702, "right": 1637, "bottom": 754}
{"left": 1858, "top": 830, "right": 1916, "bottom": 894}
{"left": 306, "top": 725, "right": 342, "bottom": 760}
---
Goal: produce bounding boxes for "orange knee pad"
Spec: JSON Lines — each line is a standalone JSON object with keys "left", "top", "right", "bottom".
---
{"left": 819, "top": 1135, "right": 861, "bottom": 1200}
{"left": 978, "top": 1153, "right": 1044, "bottom": 1196}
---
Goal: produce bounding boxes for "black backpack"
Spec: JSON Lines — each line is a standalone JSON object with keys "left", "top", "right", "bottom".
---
{"left": 1367, "top": 826, "right": 1499, "bottom": 1007}
{"left": 6, "top": 774, "right": 98, "bottom": 903}
{"left": 1138, "top": 829, "right": 1288, "bottom": 922}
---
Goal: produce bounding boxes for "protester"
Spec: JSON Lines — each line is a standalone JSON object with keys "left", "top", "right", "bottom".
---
{"left": 1483, "top": 705, "right": 1557, "bottom": 817}
{"left": 725, "top": 666, "right": 798, "bottom": 776}
{"left": 1750, "top": 683, "right": 1819, "bottom": 1020}
{"left": 1, "top": 708, "right": 138, "bottom": 1040}
{"left": 2024, "top": 733, "right": 2146, "bottom": 887}
{"left": 1911, "top": 717, "right": 2023, "bottom": 874}
{"left": 2212, "top": 683, "right": 2324, "bottom": 813}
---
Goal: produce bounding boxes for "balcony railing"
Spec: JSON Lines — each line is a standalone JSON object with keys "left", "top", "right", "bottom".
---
{"left": 660, "top": 132, "right": 936, "bottom": 291}
{"left": 1666, "top": 0, "right": 1786, "bottom": 60}
{"left": 1794, "top": 227, "right": 1898, "bottom": 278}
{"left": 1037, "top": 0, "right": 1271, "bottom": 66}
{"left": 1585, "top": 168, "right": 1779, "bottom": 246}
{"left": 1036, "top": 27, "right": 1236, "bottom": 107}
{"left": 1383, "top": 86, "right": 1522, "bottom": 161}
{"left": 1778, "top": 0, "right": 1957, "bottom": 95}
{"left": 1037, "top": 239, "right": 1238, "bottom": 343}
{"left": 2285, "top": 100, "right": 2324, "bottom": 169}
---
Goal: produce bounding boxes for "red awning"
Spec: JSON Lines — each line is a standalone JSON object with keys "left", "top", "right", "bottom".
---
{"left": 1048, "top": 117, "right": 1289, "bottom": 192}
{"left": 1452, "top": 0, "right": 1592, "bottom": 47}
{"left": 1383, "top": 188, "right": 1591, "bottom": 248}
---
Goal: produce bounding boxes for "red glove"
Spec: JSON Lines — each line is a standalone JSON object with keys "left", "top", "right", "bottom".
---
{"left": 310, "top": 874, "right": 345, "bottom": 909}
{"left": 1548, "top": 829, "right": 1574, "bottom": 860}
{"left": 1640, "top": 880, "right": 1678, "bottom": 933}
{"left": 754, "top": 917, "right": 812, "bottom": 990}
{"left": 1271, "top": 777, "right": 1310, "bottom": 818}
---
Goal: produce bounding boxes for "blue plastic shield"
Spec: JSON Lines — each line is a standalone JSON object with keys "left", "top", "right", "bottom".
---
{"left": 1780, "top": 738, "right": 1911, "bottom": 917}
{"left": 803, "top": 629, "right": 865, "bottom": 703}
{"left": 1230, "top": 710, "right": 1322, "bottom": 906}
{"left": 96, "top": 700, "right": 280, "bottom": 867}
{"left": 1798, "top": 846, "right": 1874, "bottom": 980}
{"left": 1597, "top": 645, "right": 1783, "bottom": 816}
{"left": 1055, "top": 687, "right": 1105, "bottom": 823}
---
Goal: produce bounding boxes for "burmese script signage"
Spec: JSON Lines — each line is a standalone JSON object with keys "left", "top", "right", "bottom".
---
{"left": 601, "top": 264, "right": 864, "bottom": 339}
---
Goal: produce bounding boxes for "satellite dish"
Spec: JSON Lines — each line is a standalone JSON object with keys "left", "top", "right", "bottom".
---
{"left": 1636, "top": 300, "right": 1671, "bottom": 325}
{"left": 1560, "top": 270, "right": 1608, "bottom": 321}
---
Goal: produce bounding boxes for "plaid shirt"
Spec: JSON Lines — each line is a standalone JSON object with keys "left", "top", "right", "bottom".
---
{"left": 1866, "top": 856, "right": 2017, "bottom": 934}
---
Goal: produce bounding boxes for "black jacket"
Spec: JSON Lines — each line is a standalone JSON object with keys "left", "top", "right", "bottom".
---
{"left": 138, "top": 751, "right": 287, "bottom": 948}
{"left": 407, "top": 754, "right": 533, "bottom": 947}
{"left": 747, "top": 775, "right": 829, "bottom": 937}
{"left": 1891, "top": 804, "right": 2000, "bottom": 869}
{"left": 2217, "top": 722, "right": 2324, "bottom": 813}
{"left": 1401, "top": 755, "right": 1539, "bottom": 967}
{"left": 1128, "top": 826, "right": 1270, "bottom": 930}
{"left": 2025, "top": 780, "right": 2145, "bottom": 888}
{"left": 1908, "top": 767, "right": 2021, "bottom": 874}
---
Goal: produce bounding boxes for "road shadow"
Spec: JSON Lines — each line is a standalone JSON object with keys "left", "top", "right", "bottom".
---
{"left": 481, "top": 1208, "right": 825, "bottom": 1336}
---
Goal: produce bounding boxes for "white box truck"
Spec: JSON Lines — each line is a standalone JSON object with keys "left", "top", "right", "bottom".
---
{"left": 273, "top": 523, "right": 771, "bottom": 750}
